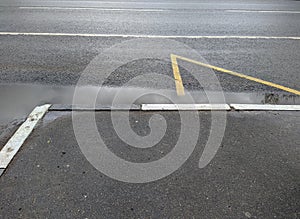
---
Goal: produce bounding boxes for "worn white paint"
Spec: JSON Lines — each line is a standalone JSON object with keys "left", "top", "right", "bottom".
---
{"left": 0, "top": 32, "right": 299, "bottom": 40}
{"left": 230, "top": 104, "right": 300, "bottom": 111}
{"left": 141, "top": 104, "right": 231, "bottom": 111}
{"left": 0, "top": 104, "right": 51, "bottom": 169}
{"left": 19, "top": 7, "right": 166, "bottom": 12}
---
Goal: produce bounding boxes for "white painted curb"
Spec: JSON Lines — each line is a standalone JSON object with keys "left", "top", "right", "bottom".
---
{"left": 141, "top": 104, "right": 300, "bottom": 111}
{"left": 142, "top": 104, "right": 231, "bottom": 111}
{"left": 0, "top": 104, "right": 51, "bottom": 174}
{"left": 230, "top": 104, "right": 300, "bottom": 111}
{"left": 0, "top": 103, "right": 298, "bottom": 176}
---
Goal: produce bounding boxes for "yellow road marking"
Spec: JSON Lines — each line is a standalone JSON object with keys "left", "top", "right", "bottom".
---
{"left": 171, "top": 54, "right": 300, "bottom": 96}
{"left": 171, "top": 54, "right": 185, "bottom": 96}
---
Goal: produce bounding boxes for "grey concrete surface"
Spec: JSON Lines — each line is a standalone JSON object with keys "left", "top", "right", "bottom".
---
{"left": 0, "top": 111, "right": 299, "bottom": 218}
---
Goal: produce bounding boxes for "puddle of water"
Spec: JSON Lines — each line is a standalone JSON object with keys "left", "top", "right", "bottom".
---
{"left": 0, "top": 83, "right": 299, "bottom": 123}
{"left": 42, "top": 111, "right": 71, "bottom": 126}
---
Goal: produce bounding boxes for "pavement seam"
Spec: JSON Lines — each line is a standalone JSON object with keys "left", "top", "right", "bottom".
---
{"left": 49, "top": 104, "right": 300, "bottom": 111}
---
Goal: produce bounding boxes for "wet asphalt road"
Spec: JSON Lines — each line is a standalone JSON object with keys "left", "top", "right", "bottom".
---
{"left": 1, "top": 0, "right": 300, "bottom": 125}
{"left": 0, "top": 1, "right": 300, "bottom": 218}
{"left": 1, "top": 36, "right": 300, "bottom": 91}
{"left": 1, "top": 5, "right": 300, "bottom": 36}
{"left": 0, "top": 0, "right": 299, "bottom": 91}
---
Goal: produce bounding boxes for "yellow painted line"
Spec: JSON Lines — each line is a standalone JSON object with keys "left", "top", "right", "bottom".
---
{"left": 172, "top": 54, "right": 300, "bottom": 96}
{"left": 171, "top": 54, "right": 185, "bottom": 96}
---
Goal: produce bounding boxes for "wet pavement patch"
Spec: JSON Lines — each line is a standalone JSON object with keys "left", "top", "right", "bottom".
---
{"left": 1, "top": 84, "right": 299, "bottom": 124}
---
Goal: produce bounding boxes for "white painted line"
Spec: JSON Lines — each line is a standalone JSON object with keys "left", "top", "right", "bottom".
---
{"left": 0, "top": 104, "right": 51, "bottom": 169}
{"left": 18, "top": 7, "right": 300, "bottom": 14}
{"left": 18, "top": 7, "right": 166, "bottom": 12}
{"left": 142, "top": 104, "right": 231, "bottom": 111}
{"left": 0, "top": 32, "right": 299, "bottom": 40}
{"left": 227, "top": 10, "right": 300, "bottom": 14}
{"left": 230, "top": 104, "right": 300, "bottom": 111}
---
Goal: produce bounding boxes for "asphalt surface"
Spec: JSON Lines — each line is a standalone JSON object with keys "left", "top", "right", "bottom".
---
{"left": 0, "top": 111, "right": 299, "bottom": 218}
{"left": 0, "top": 0, "right": 299, "bottom": 107}
{"left": 0, "top": 36, "right": 300, "bottom": 90}
{"left": 0, "top": 1, "right": 299, "bottom": 84}
{"left": 1, "top": 7, "right": 300, "bottom": 36}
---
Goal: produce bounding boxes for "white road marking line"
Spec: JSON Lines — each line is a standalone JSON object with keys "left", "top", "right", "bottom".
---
{"left": 230, "top": 104, "right": 300, "bottom": 111}
{"left": 19, "top": 7, "right": 300, "bottom": 14}
{"left": 0, "top": 104, "right": 51, "bottom": 173}
{"left": 142, "top": 104, "right": 231, "bottom": 111}
{"left": 0, "top": 32, "right": 299, "bottom": 40}
{"left": 227, "top": 10, "right": 300, "bottom": 14}
{"left": 18, "top": 7, "right": 166, "bottom": 12}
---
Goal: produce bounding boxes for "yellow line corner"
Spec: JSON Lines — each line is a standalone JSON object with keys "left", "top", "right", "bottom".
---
{"left": 171, "top": 54, "right": 185, "bottom": 96}
{"left": 171, "top": 54, "right": 300, "bottom": 96}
